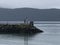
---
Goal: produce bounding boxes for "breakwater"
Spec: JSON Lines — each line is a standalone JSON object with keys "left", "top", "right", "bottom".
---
{"left": 0, "top": 23, "right": 43, "bottom": 34}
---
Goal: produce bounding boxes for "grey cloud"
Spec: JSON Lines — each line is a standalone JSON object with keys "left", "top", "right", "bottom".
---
{"left": 0, "top": 0, "right": 60, "bottom": 9}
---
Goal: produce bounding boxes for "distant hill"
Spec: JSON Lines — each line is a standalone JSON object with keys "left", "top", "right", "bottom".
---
{"left": 0, "top": 8, "right": 60, "bottom": 21}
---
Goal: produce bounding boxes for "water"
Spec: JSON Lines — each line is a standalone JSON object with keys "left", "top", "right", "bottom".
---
{"left": 0, "top": 21, "right": 60, "bottom": 45}
{"left": 28, "top": 24, "right": 60, "bottom": 45}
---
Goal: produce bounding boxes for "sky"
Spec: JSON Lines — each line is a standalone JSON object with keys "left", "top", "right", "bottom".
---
{"left": 0, "top": 0, "right": 60, "bottom": 9}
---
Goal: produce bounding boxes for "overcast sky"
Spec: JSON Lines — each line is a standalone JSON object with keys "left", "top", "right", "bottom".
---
{"left": 0, "top": 0, "right": 60, "bottom": 9}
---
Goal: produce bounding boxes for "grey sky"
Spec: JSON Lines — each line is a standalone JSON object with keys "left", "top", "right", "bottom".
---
{"left": 0, "top": 0, "right": 60, "bottom": 9}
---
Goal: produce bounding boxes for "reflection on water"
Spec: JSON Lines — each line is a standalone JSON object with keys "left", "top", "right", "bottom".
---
{"left": 0, "top": 23, "right": 60, "bottom": 45}
{"left": 28, "top": 24, "right": 60, "bottom": 45}
{"left": 0, "top": 34, "right": 24, "bottom": 45}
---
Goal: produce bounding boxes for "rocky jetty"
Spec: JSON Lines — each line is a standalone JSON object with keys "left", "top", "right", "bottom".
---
{"left": 0, "top": 17, "right": 43, "bottom": 34}
{"left": 0, "top": 23, "right": 43, "bottom": 34}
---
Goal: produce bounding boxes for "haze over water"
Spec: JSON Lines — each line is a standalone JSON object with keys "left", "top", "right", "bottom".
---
{"left": 0, "top": 21, "right": 60, "bottom": 45}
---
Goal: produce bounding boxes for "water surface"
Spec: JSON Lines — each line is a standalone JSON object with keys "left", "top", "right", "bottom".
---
{"left": 0, "top": 21, "right": 60, "bottom": 45}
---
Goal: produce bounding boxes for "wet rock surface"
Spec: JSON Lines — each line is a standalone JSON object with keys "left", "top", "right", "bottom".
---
{"left": 0, "top": 24, "right": 43, "bottom": 35}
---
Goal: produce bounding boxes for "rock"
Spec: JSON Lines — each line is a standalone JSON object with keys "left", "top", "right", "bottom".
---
{"left": 0, "top": 24, "right": 43, "bottom": 35}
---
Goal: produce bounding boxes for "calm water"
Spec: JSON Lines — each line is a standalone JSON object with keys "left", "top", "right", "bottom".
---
{"left": 0, "top": 21, "right": 60, "bottom": 45}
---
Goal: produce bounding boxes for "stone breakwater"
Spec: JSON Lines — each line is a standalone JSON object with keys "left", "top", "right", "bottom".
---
{"left": 0, "top": 24, "right": 43, "bottom": 34}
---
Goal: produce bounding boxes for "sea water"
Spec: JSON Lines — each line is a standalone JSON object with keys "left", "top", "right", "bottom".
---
{"left": 0, "top": 21, "right": 60, "bottom": 45}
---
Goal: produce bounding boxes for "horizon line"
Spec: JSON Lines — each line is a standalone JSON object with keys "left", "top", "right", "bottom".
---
{"left": 0, "top": 7, "right": 60, "bottom": 9}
